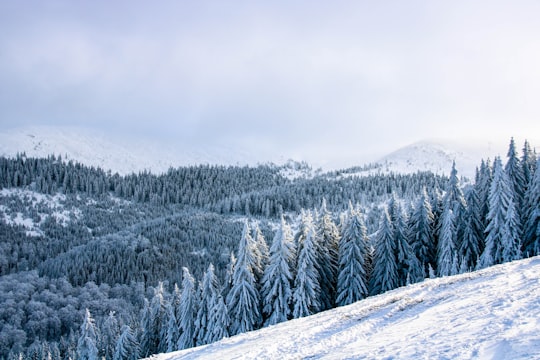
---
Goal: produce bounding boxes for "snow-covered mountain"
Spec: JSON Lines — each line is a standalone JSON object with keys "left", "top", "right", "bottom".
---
{"left": 0, "top": 126, "right": 526, "bottom": 178}
{"left": 0, "top": 126, "right": 289, "bottom": 175}
{"left": 152, "top": 256, "right": 540, "bottom": 360}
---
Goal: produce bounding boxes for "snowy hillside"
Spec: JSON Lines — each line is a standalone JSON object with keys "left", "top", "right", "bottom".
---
{"left": 152, "top": 256, "right": 540, "bottom": 360}
{"left": 0, "top": 126, "right": 289, "bottom": 175}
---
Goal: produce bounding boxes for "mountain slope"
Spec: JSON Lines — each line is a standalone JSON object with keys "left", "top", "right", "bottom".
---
{"left": 0, "top": 126, "right": 285, "bottom": 175}
{"left": 153, "top": 256, "right": 540, "bottom": 360}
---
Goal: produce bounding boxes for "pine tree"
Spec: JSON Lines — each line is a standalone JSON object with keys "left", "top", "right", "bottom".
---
{"left": 370, "top": 208, "right": 398, "bottom": 295}
{"left": 100, "top": 311, "right": 119, "bottom": 360}
{"left": 206, "top": 294, "right": 230, "bottom": 344}
{"left": 251, "top": 223, "right": 269, "bottom": 286}
{"left": 505, "top": 138, "right": 527, "bottom": 226}
{"left": 227, "top": 220, "right": 261, "bottom": 335}
{"left": 292, "top": 211, "right": 320, "bottom": 318}
{"left": 443, "top": 162, "right": 467, "bottom": 250}
{"left": 459, "top": 187, "right": 483, "bottom": 271}
{"left": 195, "top": 264, "right": 219, "bottom": 346}
{"left": 437, "top": 207, "right": 457, "bottom": 276}
{"left": 140, "top": 283, "right": 168, "bottom": 356}
{"left": 166, "top": 284, "right": 181, "bottom": 352}
{"left": 475, "top": 159, "right": 493, "bottom": 232}
{"left": 478, "top": 157, "right": 522, "bottom": 268}
{"left": 76, "top": 309, "right": 99, "bottom": 360}
{"left": 388, "top": 195, "right": 417, "bottom": 286}
{"left": 314, "top": 199, "right": 340, "bottom": 310}
{"left": 113, "top": 325, "right": 139, "bottom": 360}
{"left": 523, "top": 158, "right": 540, "bottom": 256}
{"left": 261, "top": 216, "right": 294, "bottom": 326}
{"left": 522, "top": 140, "right": 537, "bottom": 187}
{"left": 336, "top": 204, "right": 370, "bottom": 306}
{"left": 177, "top": 267, "right": 197, "bottom": 350}
{"left": 409, "top": 188, "right": 435, "bottom": 278}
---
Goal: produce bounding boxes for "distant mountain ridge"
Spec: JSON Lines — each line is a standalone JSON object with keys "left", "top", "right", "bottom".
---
{"left": 0, "top": 126, "right": 516, "bottom": 178}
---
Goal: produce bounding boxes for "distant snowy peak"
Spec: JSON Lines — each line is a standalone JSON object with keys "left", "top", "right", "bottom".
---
{"left": 336, "top": 139, "right": 509, "bottom": 179}
{"left": 0, "top": 126, "right": 289, "bottom": 175}
{"left": 377, "top": 140, "right": 481, "bottom": 178}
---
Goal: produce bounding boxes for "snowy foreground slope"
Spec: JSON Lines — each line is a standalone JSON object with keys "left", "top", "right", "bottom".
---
{"left": 152, "top": 257, "right": 540, "bottom": 360}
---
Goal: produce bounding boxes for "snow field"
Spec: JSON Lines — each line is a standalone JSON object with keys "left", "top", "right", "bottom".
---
{"left": 152, "top": 256, "right": 540, "bottom": 360}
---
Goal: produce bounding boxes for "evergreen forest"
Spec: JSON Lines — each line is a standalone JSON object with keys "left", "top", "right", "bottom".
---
{"left": 0, "top": 138, "right": 539, "bottom": 359}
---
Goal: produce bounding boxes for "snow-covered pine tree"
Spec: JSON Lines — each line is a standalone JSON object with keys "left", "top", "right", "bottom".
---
{"left": 370, "top": 207, "right": 398, "bottom": 295}
{"left": 251, "top": 223, "right": 269, "bottom": 287}
{"left": 166, "top": 284, "right": 181, "bottom": 352}
{"left": 292, "top": 211, "right": 321, "bottom": 318}
{"left": 523, "top": 158, "right": 540, "bottom": 256}
{"left": 478, "top": 157, "right": 522, "bottom": 268}
{"left": 522, "top": 140, "right": 537, "bottom": 186}
{"left": 261, "top": 216, "right": 294, "bottom": 326}
{"left": 475, "top": 159, "right": 493, "bottom": 231}
{"left": 206, "top": 294, "right": 230, "bottom": 344}
{"left": 113, "top": 325, "right": 139, "bottom": 360}
{"left": 443, "top": 162, "right": 467, "bottom": 250}
{"left": 177, "top": 267, "right": 197, "bottom": 350}
{"left": 314, "top": 199, "right": 340, "bottom": 311}
{"left": 195, "top": 264, "right": 219, "bottom": 346}
{"left": 336, "top": 204, "right": 370, "bottom": 306}
{"left": 140, "top": 282, "right": 168, "bottom": 356}
{"left": 99, "top": 311, "right": 119, "bottom": 360}
{"left": 459, "top": 187, "right": 483, "bottom": 272}
{"left": 388, "top": 195, "right": 417, "bottom": 286}
{"left": 226, "top": 221, "right": 261, "bottom": 335}
{"left": 505, "top": 138, "right": 526, "bottom": 226}
{"left": 409, "top": 188, "right": 435, "bottom": 278}
{"left": 76, "top": 309, "right": 99, "bottom": 360}
{"left": 437, "top": 206, "right": 457, "bottom": 277}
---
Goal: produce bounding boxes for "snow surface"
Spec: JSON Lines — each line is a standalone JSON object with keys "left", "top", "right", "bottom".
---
{"left": 150, "top": 256, "right": 540, "bottom": 360}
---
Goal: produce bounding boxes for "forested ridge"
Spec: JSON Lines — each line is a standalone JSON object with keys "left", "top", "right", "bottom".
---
{"left": 0, "top": 138, "right": 538, "bottom": 359}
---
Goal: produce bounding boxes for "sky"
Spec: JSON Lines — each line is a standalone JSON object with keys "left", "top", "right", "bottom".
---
{"left": 1, "top": 1, "right": 540, "bottom": 166}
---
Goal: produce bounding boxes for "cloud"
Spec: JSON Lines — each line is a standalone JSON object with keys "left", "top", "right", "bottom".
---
{"left": 1, "top": 1, "right": 540, "bottom": 166}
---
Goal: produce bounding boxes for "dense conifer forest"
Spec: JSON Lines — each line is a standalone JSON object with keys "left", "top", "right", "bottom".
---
{"left": 0, "top": 138, "right": 538, "bottom": 359}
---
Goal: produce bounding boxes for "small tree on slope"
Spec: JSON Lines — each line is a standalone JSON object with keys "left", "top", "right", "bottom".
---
{"left": 336, "top": 204, "right": 370, "bottom": 306}
{"left": 292, "top": 211, "right": 321, "bottom": 318}
{"left": 370, "top": 208, "right": 398, "bottom": 295}
{"left": 227, "top": 221, "right": 261, "bottom": 335}
{"left": 261, "top": 216, "right": 295, "bottom": 326}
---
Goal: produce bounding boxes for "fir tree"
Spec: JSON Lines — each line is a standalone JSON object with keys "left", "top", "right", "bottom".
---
{"left": 140, "top": 283, "right": 168, "bottom": 357}
{"left": 409, "top": 188, "right": 435, "bottom": 277}
{"left": 177, "top": 267, "right": 197, "bottom": 350}
{"left": 99, "top": 311, "right": 119, "bottom": 360}
{"left": 261, "top": 216, "right": 294, "bottom": 326}
{"left": 460, "top": 187, "right": 483, "bottom": 271}
{"left": 227, "top": 221, "right": 261, "bottom": 335}
{"left": 113, "top": 325, "right": 139, "bottom": 360}
{"left": 292, "top": 211, "right": 320, "bottom": 318}
{"left": 522, "top": 140, "right": 537, "bottom": 186}
{"left": 478, "top": 157, "right": 522, "bottom": 268}
{"left": 206, "top": 294, "right": 230, "bottom": 344}
{"left": 505, "top": 138, "right": 526, "bottom": 226}
{"left": 251, "top": 223, "right": 269, "bottom": 286}
{"left": 437, "top": 207, "right": 457, "bottom": 277}
{"left": 195, "top": 264, "right": 219, "bottom": 346}
{"left": 523, "top": 158, "right": 540, "bottom": 256}
{"left": 166, "top": 284, "right": 181, "bottom": 352}
{"left": 336, "top": 204, "right": 370, "bottom": 306}
{"left": 314, "top": 199, "right": 340, "bottom": 310}
{"left": 76, "top": 309, "right": 98, "bottom": 360}
{"left": 370, "top": 208, "right": 398, "bottom": 295}
{"left": 388, "top": 195, "right": 416, "bottom": 286}
{"left": 443, "top": 162, "right": 467, "bottom": 250}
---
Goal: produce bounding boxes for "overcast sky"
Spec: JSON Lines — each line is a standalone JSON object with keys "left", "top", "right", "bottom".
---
{"left": 1, "top": 1, "right": 539, "bottom": 165}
